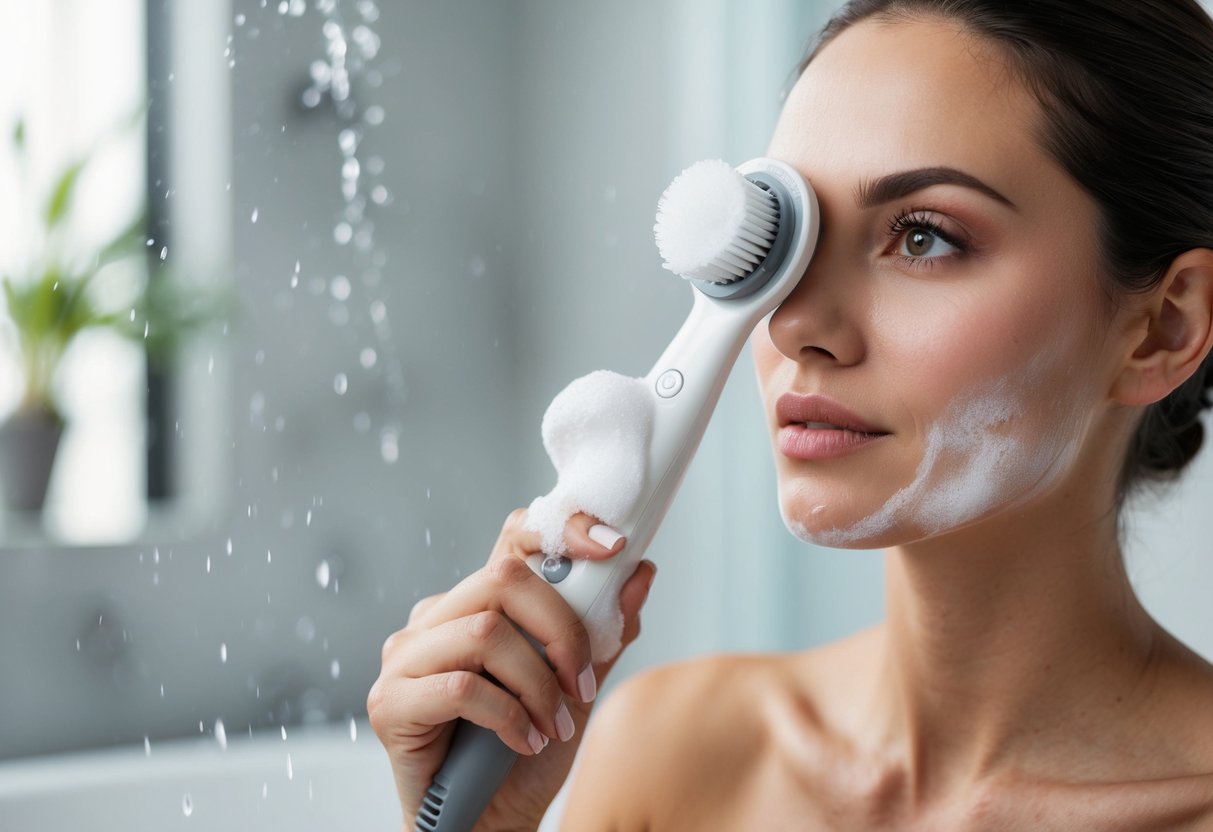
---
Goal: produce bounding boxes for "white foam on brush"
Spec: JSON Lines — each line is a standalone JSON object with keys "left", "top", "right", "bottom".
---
{"left": 524, "top": 370, "right": 654, "bottom": 660}
{"left": 654, "top": 158, "right": 779, "bottom": 283}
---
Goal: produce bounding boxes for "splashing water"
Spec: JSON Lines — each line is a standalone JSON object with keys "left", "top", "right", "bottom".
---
{"left": 297, "top": 0, "right": 409, "bottom": 447}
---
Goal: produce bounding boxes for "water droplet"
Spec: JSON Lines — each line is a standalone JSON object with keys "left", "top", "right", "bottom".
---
{"left": 154, "top": 547, "right": 161, "bottom": 565}
{"left": 349, "top": 717, "right": 357, "bottom": 742}
{"left": 315, "top": 560, "right": 331, "bottom": 589}
{"left": 334, "top": 373, "right": 348, "bottom": 395}
{"left": 330, "top": 275, "right": 351, "bottom": 301}
{"left": 226, "top": 538, "right": 233, "bottom": 556}
{"left": 215, "top": 718, "right": 227, "bottom": 749}
{"left": 369, "top": 300, "right": 387, "bottom": 324}
{"left": 359, "top": 348, "right": 377, "bottom": 368}
{"left": 267, "top": 549, "right": 273, "bottom": 564}
{"left": 281, "top": 725, "right": 288, "bottom": 741}
{"left": 160, "top": 246, "right": 169, "bottom": 261}
{"left": 330, "top": 659, "right": 341, "bottom": 679}
{"left": 287, "top": 752, "right": 294, "bottom": 780}
{"left": 306, "top": 510, "right": 313, "bottom": 527}
{"left": 289, "top": 0, "right": 305, "bottom": 16}
{"left": 364, "top": 105, "right": 385, "bottom": 126}
{"left": 206, "top": 556, "right": 212, "bottom": 574}
{"left": 262, "top": 782, "right": 268, "bottom": 799}
{"left": 357, "top": 0, "right": 380, "bottom": 23}
{"left": 334, "top": 222, "right": 353, "bottom": 245}
{"left": 144, "top": 736, "right": 151, "bottom": 756}
{"left": 338, "top": 128, "right": 358, "bottom": 156}
{"left": 220, "top": 643, "right": 227, "bottom": 663}
{"left": 296, "top": 616, "right": 317, "bottom": 643}
{"left": 235, "top": 13, "right": 246, "bottom": 25}
{"left": 182, "top": 794, "right": 193, "bottom": 817}
{"left": 370, "top": 185, "right": 389, "bottom": 205}
{"left": 251, "top": 207, "right": 259, "bottom": 223}
{"left": 425, "top": 528, "right": 431, "bottom": 547}
{"left": 380, "top": 429, "right": 399, "bottom": 464}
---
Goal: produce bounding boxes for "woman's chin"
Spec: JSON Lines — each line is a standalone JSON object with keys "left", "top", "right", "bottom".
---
{"left": 777, "top": 492, "right": 921, "bottom": 550}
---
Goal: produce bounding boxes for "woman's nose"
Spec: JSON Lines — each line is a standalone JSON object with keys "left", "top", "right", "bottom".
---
{"left": 765, "top": 243, "right": 866, "bottom": 367}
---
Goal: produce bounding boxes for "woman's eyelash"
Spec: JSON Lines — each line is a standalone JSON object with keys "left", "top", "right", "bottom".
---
{"left": 883, "top": 209, "right": 965, "bottom": 255}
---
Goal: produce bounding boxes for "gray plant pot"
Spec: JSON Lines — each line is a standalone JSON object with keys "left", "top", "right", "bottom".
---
{"left": 0, "top": 407, "right": 64, "bottom": 511}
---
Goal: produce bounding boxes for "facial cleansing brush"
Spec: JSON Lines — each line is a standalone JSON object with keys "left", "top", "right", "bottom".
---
{"left": 415, "top": 157, "right": 819, "bottom": 832}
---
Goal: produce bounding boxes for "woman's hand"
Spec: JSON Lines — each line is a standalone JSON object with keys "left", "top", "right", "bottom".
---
{"left": 368, "top": 509, "right": 657, "bottom": 830}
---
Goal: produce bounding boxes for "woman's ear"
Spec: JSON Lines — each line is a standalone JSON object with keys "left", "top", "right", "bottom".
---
{"left": 1111, "top": 248, "right": 1213, "bottom": 406}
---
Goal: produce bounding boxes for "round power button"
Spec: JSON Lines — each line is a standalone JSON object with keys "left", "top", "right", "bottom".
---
{"left": 541, "top": 556, "right": 573, "bottom": 584}
{"left": 656, "top": 369, "right": 684, "bottom": 398}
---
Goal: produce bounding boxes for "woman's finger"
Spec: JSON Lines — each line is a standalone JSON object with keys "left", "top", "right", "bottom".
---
{"left": 410, "top": 557, "right": 594, "bottom": 704}
{"left": 390, "top": 610, "right": 574, "bottom": 743}
{"left": 370, "top": 671, "right": 548, "bottom": 757}
{"left": 488, "top": 509, "right": 627, "bottom": 564}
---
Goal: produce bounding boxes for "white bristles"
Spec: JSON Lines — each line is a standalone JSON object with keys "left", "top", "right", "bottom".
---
{"left": 653, "top": 158, "right": 780, "bottom": 284}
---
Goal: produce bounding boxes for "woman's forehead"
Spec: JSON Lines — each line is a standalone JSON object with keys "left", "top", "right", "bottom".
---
{"left": 769, "top": 17, "right": 1051, "bottom": 197}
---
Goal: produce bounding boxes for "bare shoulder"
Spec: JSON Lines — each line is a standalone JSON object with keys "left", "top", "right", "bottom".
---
{"left": 559, "top": 651, "right": 801, "bottom": 831}
{"left": 558, "top": 632, "right": 881, "bottom": 831}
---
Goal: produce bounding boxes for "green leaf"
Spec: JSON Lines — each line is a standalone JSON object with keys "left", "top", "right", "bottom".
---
{"left": 95, "top": 212, "right": 146, "bottom": 269}
{"left": 45, "top": 159, "right": 87, "bottom": 229}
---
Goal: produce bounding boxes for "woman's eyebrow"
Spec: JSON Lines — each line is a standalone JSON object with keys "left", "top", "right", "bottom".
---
{"left": 853, "top": 166, "right": 1017, "bottom": 210}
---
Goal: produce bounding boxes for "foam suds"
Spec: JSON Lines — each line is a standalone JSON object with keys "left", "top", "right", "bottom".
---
{"left": 524, "top": 370, "right": 654, "bottom": 659}
{"left": 785, "top": 358, "right": 1083, "bottom": 548}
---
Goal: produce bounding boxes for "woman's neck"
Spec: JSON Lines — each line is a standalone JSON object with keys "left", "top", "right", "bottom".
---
{"left": 860, "top": 479, "right": 1159, "bottom": 802}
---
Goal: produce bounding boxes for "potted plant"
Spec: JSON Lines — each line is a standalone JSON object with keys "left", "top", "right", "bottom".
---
{"left": 0, "top": 116, "right": 214, "bottom": 511}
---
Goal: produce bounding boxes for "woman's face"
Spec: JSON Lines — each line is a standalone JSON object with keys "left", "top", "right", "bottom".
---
{"left": 755, "top": 16, "right": 1126, "bottom": 548}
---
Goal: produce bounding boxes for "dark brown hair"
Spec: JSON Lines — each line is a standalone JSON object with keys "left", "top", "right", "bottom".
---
{"left": 799, "top": 0, "right": 1213, "bottom": 498}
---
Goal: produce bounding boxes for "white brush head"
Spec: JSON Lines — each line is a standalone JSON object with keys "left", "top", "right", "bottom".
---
{"left": 653, "top": 158, "right": 781, "bottom": 284}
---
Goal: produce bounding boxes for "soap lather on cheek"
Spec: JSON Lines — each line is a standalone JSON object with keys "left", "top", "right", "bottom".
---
{"left": 524, "top": 370, "right": 655, "bottom": 659}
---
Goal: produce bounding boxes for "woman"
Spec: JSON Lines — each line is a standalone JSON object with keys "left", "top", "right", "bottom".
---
{"left": 370, "top": 1, "right": 1213, "bottom": 828}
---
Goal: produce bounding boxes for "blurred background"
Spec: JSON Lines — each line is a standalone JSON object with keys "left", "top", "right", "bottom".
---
{"left": 0, "top": 0, "right": 1210, "bottom": 828}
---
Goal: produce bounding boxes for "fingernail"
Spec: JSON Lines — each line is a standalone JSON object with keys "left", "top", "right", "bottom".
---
{"left": 527, "top": 723, "right": 548, "bottom": 755}
{"left": 588, "top": 524, "right": 624, "bottom": 551}
{"left": 577, "top": 664, "right": 597, "bottom": 704}
{"left": 555, "top": 701, "right": 575, "bottom": 742}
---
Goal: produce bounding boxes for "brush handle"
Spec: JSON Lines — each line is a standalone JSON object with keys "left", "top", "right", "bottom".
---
{"left": 414, "top": 158, "right": 818, "bottom": 832}
{"left": 413, "top": 722, "right": 516, "bottom": 832}
{"left": 528, "top": 159, "right": 818, "bottom": 649}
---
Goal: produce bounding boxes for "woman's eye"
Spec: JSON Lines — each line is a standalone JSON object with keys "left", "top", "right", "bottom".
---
{"left": 900, "top": 226, "right": 959, "bottom": 259}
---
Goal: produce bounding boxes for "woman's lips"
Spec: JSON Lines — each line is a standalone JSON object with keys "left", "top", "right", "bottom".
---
{"left": 775, "top": 393, "right": 889, "bottom": 461}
